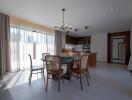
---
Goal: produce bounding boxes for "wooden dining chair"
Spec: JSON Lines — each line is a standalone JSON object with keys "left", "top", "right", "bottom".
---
{"left": 42, "top": 53, "right": 50, "bottom": 60}
{"left": 45, "top": 55, "right": 63, "bottom": 92}
{"left": 28, "top": 54, "right": 45, "bottom": 85}
{"left": 42, "top": 53, "right": 50, "bottom": 68}
{"left": 69, "top": 55, "right": 90, "bottom": 90}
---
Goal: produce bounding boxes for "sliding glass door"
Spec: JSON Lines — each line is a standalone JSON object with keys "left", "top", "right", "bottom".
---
{"left": 10, "top": 26, "right": 55, "bottom": 72}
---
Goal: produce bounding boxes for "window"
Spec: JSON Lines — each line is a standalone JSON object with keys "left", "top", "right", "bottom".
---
{"left": 10, "top": 26, "right": 55, "bottom": 72}
{"left": 66, "top": 44, "right": 75, "bottom": 50}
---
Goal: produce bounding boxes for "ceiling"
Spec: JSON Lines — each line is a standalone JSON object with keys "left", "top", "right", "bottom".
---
{"left": 0, "top": 0, "right": 131, "bottom": 36}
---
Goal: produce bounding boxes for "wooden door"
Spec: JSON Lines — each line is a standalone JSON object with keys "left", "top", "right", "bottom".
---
{"left": 107, "top": 31, "right": 130, "bottom": 65}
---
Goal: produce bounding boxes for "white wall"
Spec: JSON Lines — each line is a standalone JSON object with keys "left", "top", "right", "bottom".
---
{"left": 91, "top": 33, "right": 107, "bottom": 62}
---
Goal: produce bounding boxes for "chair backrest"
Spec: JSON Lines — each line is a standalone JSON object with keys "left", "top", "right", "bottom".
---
{"left": 45, "top": 55, "right": 60, "bottom": 71}
{"left": 80, "top": 55, "right": 89, "bottom": 70}
{"left": 68, "top": 51, "right": 74, "bottom": 56}
{"left": 42, "top": 53, "right": 50, "bottom": 60}
{"left": 28, "top": 54, "right": 33, "bottom": 70}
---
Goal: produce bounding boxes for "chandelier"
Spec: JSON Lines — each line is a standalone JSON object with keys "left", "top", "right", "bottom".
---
{"left": 54, "top": 8, "right": 79, "bottom": 33}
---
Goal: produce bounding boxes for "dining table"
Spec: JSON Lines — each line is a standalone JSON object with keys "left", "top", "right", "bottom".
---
{"left": 41, "top": 55, "right": 80, "bottom": 80}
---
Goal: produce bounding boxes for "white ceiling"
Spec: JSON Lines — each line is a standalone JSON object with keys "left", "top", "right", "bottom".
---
{"left": 0, "top": 0, "right": 132, "bottom": 36}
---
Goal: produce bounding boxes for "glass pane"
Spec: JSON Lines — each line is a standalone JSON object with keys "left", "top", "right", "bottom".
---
{"left": 10, "top": 26, "right": 55, "bottom": 72}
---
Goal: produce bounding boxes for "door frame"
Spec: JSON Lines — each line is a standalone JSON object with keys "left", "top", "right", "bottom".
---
{"left": 107, "top": 31, "right": 130, "bottom": 65}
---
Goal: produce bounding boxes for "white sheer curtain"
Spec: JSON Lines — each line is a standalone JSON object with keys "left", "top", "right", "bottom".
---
{"left": 55, "top": 30, "right": 62, "bottom": 55}
{"left": 10, "top": 26, "right": 55, "bottom": 72}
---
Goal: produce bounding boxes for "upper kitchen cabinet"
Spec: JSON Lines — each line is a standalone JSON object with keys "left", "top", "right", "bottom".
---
{"left": 66, "top": 35, "right": 91, "bottom": 45}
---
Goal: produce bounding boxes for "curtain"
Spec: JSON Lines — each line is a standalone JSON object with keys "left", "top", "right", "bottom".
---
{"left": 55, "top": 30, "right": 62, "bottom": 55}
{"left": 0, "top": 13, "right": 10, "bottom": 79}
{"left": 128, "top": 25, "right": 132, "bottom": 71}
{"left": 10, "top": 26, "right": 55, "bottom": 72}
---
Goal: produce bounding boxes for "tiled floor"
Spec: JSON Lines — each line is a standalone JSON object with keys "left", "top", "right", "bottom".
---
{"left": 0, "top": 63, "right": 132, "bottom": 100}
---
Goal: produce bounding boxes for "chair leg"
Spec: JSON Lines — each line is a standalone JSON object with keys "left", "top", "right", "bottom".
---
{"left": 86, "top": 72, "right": 90, "bottom": 86}
{"left": 79, "top": 73, "right": 83, "bottom": 90}
{"left": 29, "top": 72, "right": 32, "bottom": 85}
{"left": 42, "top": 69, "right": 45, "bottom": 84}
{"left": 45, "top": 74, "right": 48, "bottom": 92}
{"left": 87, "top": 71, "right": 91, "bottom": 79}
{"left": 69, "top": 71, "right": 72, "bottom": 85}
{"left": 58, "top": 75, "right": 61, "bottom": 92}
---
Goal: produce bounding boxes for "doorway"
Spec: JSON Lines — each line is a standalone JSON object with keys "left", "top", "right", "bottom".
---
{"left": 108, "top": 31, "right": 130, "bottom": 65}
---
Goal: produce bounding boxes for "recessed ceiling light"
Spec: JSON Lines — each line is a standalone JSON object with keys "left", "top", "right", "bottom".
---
{"left": 75, "top": 29, "right": 78, "bottom": 31}
{"left": 85, "top": 26, "right": 88, "bottom": 29}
